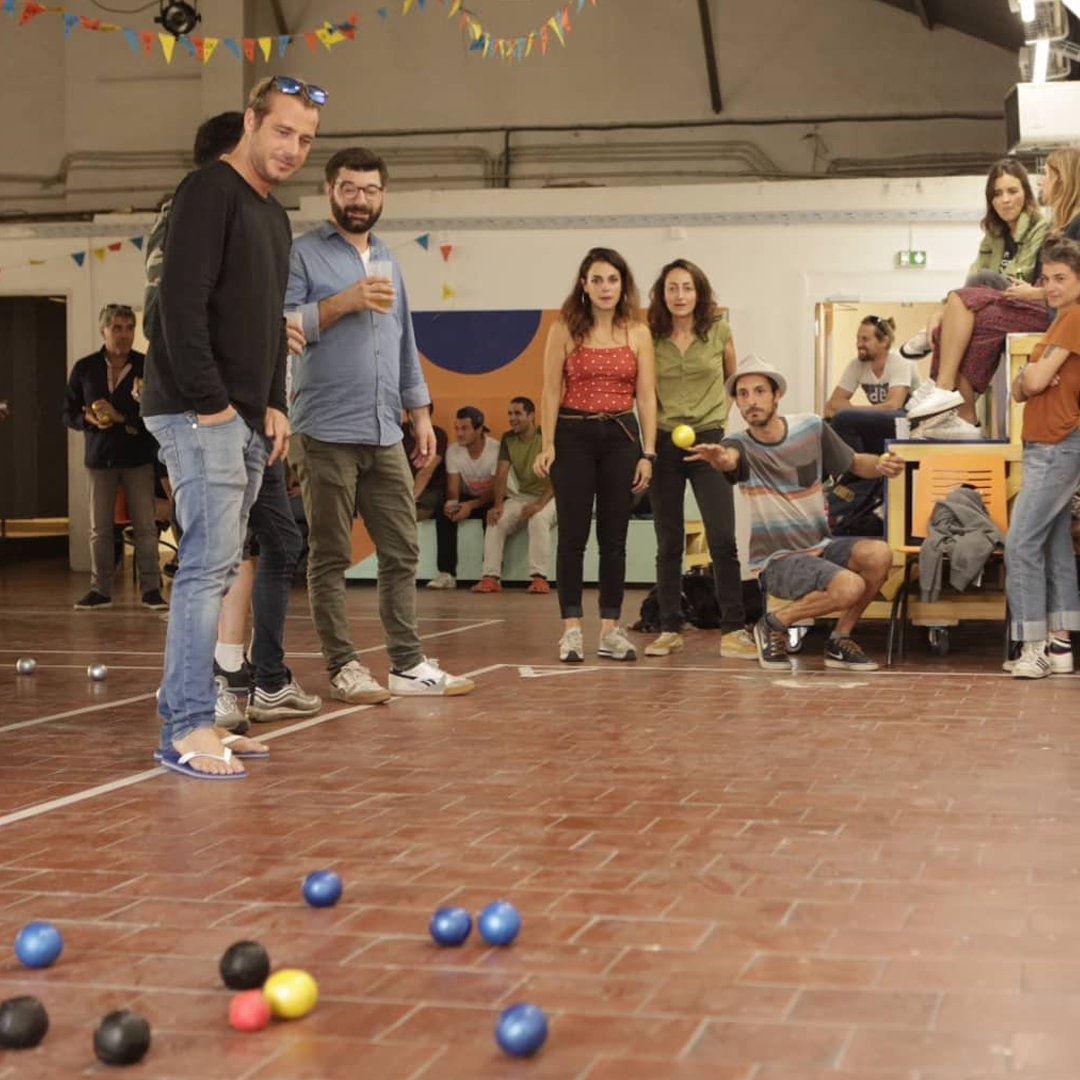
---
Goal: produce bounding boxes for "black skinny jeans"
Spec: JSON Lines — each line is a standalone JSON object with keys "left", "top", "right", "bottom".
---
{"left": 651, "top": 428, "right": 745, "bottom": 633}
{"left": 434, "top": 502, "right": 487, "bottom": 574}
{"left": 551, "top": 413, "right": 640, "bottom": 620}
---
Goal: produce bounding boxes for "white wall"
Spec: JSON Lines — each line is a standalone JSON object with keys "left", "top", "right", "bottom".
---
{"left": 0, "top": 0, "right": 1021, "bottom": 214}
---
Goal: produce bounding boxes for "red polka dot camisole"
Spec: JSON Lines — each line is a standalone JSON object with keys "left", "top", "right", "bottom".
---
{"left": 561, "top": 344, "right": 638, "bottom": 413}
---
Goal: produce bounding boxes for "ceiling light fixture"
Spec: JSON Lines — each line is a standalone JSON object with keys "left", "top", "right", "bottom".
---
{"left": 154, "top": 1, "right": 200, "bottom": 37}
{"left": 1033, "top": 36, "right": 1051, "bottom": 81}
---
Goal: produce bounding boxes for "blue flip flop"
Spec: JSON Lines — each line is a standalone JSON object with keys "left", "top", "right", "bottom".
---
{"left": 154, "top": 741, "right": 268, "bottom": 764}
{"left": 155, "top": 746, "right": 247, "bottom": 779}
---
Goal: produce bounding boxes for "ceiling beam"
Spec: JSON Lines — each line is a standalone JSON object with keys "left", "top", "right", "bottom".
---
{"left": 696, "top": 0, "right": 722, "bottom": 114}
{"left": 911, "top": 0, "right": 935, "bottom": 30}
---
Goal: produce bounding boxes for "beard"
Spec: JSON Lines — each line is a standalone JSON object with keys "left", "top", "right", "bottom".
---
{"left": 330, "top": 195, "right": 382, "bottom": 235}
{"left": 744, "top": 403, "right": 777, "bottom": 428}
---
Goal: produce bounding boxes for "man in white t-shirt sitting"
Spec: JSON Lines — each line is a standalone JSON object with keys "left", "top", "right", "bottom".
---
{"left": 430, "top": 406, "right": 500, "bottom": 587}
{"left": 824, "top": 315, "right": 919, "bottom": 454}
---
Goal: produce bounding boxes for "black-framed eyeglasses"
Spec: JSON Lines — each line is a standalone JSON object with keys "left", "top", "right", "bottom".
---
{"left": 269, "top": 76, "right": 328, "bottom": 106}
{"left": 336, "top": 181, "right": 384, "bottom": 200}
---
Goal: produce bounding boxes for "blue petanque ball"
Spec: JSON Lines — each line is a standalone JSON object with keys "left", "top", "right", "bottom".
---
{"left": 495, "top": 1002, "right": 548, "bottom": 1057}
{"left": 477, "top": 900, "right": 521, "bottom": 946}
{"left": 429, "top": 906, "right": 472, "bottom": 946}
{"left": 302, "top": 870, "right": 343, "bottom": 908}
{"left": 14, "top": 922, "right": 63, "bottom": 969}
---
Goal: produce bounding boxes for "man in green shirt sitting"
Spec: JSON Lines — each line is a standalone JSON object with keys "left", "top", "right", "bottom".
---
{"left": 472, "top": 396, "right": 556, "bottom": 594}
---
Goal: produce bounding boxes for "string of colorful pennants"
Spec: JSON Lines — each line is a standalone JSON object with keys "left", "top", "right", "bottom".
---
{"left": 3, "top": 0, "right": 596, "bottom": 63}
{"left": 0, "top": 232, "right": 460, "bottom": 301}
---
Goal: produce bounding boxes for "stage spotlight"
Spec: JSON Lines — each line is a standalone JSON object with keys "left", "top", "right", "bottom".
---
{"left": 155, "top": 1, "right": 200, "bottom": 37}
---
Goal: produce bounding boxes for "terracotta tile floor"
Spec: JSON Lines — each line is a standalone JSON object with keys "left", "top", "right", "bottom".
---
{"left": 1, "top": 555, "right": 1079, "bottom": 1078}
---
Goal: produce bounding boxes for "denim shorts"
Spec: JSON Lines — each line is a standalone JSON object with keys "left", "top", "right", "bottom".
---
{"left": 760, "top": 537, "right": 860, "bottom": 600}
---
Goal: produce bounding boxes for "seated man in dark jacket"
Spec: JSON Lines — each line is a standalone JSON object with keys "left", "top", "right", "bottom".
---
{"left": 63, "top": 303, "right": 166, "bottom": 611}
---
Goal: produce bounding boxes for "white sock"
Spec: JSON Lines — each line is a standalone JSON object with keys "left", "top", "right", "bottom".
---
{"left": 215, "top": 642, "right": 245, "bottom": 671}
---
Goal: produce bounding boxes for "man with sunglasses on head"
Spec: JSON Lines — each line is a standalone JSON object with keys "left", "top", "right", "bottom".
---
{"left": 286, "top": 148, "right": 475, "bottom": 702}
{"left": 141, "top": 75, "right": 324, "bottom": 779}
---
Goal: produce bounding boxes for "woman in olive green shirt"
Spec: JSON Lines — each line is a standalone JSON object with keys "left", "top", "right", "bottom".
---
{"left": 646, "top": 259, "right": 753, "bottom": 659}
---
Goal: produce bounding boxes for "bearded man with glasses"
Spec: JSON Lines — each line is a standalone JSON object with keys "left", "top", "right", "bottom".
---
{"left": 286, "top": 147, "right": 475, "bottom": 703}
{"left": 141, "top": 75, "right": 323, "bottom": 779}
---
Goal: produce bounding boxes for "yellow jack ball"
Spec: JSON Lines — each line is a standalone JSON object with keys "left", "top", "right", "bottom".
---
{"left": 671, "top": 424, "right": 696, "bottom": 450}
{"left": 263, "top": 968, "right": 318, "bottom": 1020}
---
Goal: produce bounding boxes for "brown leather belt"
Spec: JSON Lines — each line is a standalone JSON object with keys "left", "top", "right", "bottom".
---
{"left": 558, "top": 409, "right": 637, "bottom": 443}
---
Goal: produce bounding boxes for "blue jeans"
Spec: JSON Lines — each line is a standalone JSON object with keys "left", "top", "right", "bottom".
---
{"left": 248, "top": 457, "right": 304, "bottom": 692}
{"left": 1005, "top": 429, "right": 1080, "bottom": 642}
{"left": 144, "top": 412, "right": 267, "bottom": 748}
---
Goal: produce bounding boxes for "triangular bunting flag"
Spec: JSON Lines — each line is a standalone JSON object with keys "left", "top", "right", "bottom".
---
{"left": 314, "top": 27, "right": 333, "bottom": 49}
{"left": 321, "top": 22, "right": 346, "bottom": 44}
{"left": 159, "top": 32, "right": 176, "bottom": 62}
{"left": 203, "top": 37, "right": 219, "bottom": 62}
{"left": 92, "top": 248, "right": 106, "bottom": 263}
{"left": 129, "top": 236, "right": 144, "bottom": 251}
{"left": 107, "top": 242, "right": 122, "bottom": 252}
{"left": 258, "top": 36, "right": 272, "bottom": 60}
{"left": 62, "top": 12, "right": 79, "bottom": 37}
{"left": 547, "top": 15, "right": 565, "bottom": 45}
{"left": 541, "top": 24, "right": 548, "bottom": 54}
{"left": 79, "top": 15, "right": 100, "bottom": 29}
{"left": 516, "top": 36, "right": 525, "bottom": 60}
{"left": 222, "top": 37, "right": 241, "bottom": 60}
{"left": 377, "top": 7, "right": 387, "bottom": 18}
{"left": 561, "top": 5, "right": 571, "bottom": 31}
{"left": 440, "top": 244, "right": 452, "bottom": 262}
{"left": 418, "top": 0, "right": 426, "bottom": 7}
{"left": 415, "top": 233, "right": 430, "bottom": 250}
{"left": 303, "top": 30, "right": 317, "bottom": 52}
{"left": 337, "top": 18, "right": 356, "bottom": 40}
{"left": 469, "top": 35, "right": 483, "bottom": 50}
{"left": 442, "top": 284, "right": 454, "bottom": 300}
{"left": 191, "top": 34, "right": 205, "bottom": 61}
{"left": 71, "top": 251, "right": 86, "bottom": 267}
{"left": 122, "top": 27, "right": 138, "bottom": 53}
{"left": 19, "top": 1, "right": 45, "bottom": 26}
{"left": 2, "top": 0, "right": 17, "bottom": 15}
{"left": 178, "top": 33, "right": 195, "bottom": 55}
{"left": 140, "top": 30, "right": 154, "bottom": 54}
{"left": 403, "top": 0, "right": 413, "bottom": 11}
{"left": 243, "top": 37, "right": 255, "bottom": 61}
{"left": 459, "top": 11, "right": 468, "bottom": 30}
{"left": 277, "top": 34, "right": 289, "bottom": 57}
{"left": 448, "top": 0, "right": 461, "bottom": 14}
{"left": 525, "top": 31, "right": 534, "bottom": 57}
{"left": 577, "top": 0, "right": 584, "bottom": 11}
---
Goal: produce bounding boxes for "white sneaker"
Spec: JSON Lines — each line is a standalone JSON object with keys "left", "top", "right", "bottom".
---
{"left": 912, "top": 411, "right": 984, "bottom": 441}
{"left": 598, "top": 626, "right": 637, "bottom": 662}
{"left": 331, "top": 659, "right": 391, "bottom": 704}
{"left": 905, "top": 382, "right": 966, "bottom": 420}
{"left": 1009, "top": 641, "right": 1051, "bottom": 679}
{"left": 388, "top": 657, "right": 475, "bottom": 696}
{"left": 900, "top": 329, "right": 932, "bottom": 359}
{"left": 559, "top": 627, "right": 583, "bottom": 663}
{"left": 214, "top": 676, "right": 249, "bottom": 733}
{"left": 1004, "top": 637, "right": 1074, "bottom": 674}
{"left": 426, "top": 571, "right": 456, "bottom": 590}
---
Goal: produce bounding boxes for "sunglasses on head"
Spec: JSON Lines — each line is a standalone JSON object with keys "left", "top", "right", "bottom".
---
{"left": 271, "top": 76, "right": 328, "bottom": 106}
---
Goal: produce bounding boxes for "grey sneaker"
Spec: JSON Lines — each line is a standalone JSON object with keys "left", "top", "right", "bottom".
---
{"left": 214, "top": 676, "right": 250, "bottom": 734}
{"left": 559, "top": 627, "right": 584, "bottom": 663}
{"left": 1009, "top": 640, "right": 1051, "bottom": 679}
{"left": 330, "top": 660, "right": 391, "bottom": 704}
{"left": 247, "top": 679, "right": 323, "bottom": 722}
{"left": 598, "top": 627, "right": 637, "bottom": 662}
{"left": 426, "top": 571, "right": 456, "bottom": 589}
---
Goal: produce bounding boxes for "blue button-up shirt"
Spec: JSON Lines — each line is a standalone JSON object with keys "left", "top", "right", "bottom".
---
{"left": 285, "top": 222, "right": 429, "bottom": 445}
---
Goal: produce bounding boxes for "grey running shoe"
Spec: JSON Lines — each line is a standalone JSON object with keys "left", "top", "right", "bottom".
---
{"left": 598, "top": 627, "right": 637, "bottom": 662}
{"left": 247, "top": 679, "right": 323, "bottom": 722}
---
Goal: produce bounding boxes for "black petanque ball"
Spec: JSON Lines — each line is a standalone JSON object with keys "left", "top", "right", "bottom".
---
{"left": 93, "top": 1009, "right": 151, "bottom": 1066}
{"left": 0, "top": 995, "right": 49, "bottom": 1049}
{"left": 219, "top": 939, "right": 271, "bottom": 991}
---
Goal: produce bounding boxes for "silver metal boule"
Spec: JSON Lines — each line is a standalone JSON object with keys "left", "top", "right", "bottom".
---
{"left": 16, "top": 658, "right": 36, "bottom": 675}
{"left": 87, "top": 664, "right": 108, "bottom": 681}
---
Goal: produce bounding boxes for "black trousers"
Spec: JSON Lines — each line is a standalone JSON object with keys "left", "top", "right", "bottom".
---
{"left": 434, "top": 502, "right": 486, "bottom": 575}
{"left": 651, "top": 427, "right": 745, "bottom": 633}
{"left": 551, "top": 414, "right": 640, "bottom": 620}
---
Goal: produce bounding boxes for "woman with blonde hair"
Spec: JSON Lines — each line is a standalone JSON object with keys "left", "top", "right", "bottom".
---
{"left": 535, "top": 247, "right": 657, "bottom": 663}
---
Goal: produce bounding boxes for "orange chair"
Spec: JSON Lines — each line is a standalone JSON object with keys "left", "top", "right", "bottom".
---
{"left": 886, "top": 452, "right": 1009, "bottom": 663}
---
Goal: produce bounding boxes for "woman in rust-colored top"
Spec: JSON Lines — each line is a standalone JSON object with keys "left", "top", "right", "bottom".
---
{"left": 1005, "top": 237, "right": 1080, "bottom": 678}
{"left": 535, "top": 247, "right": 657, "bottom": 664}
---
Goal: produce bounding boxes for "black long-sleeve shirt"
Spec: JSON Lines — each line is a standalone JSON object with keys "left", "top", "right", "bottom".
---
{"left": 141, "top": 160, "right": 290, "bottom": 429}
{"left": 63, "top": 348, "right": 158, "bottom": 469}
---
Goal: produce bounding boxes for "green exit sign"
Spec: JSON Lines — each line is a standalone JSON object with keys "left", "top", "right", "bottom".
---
{"left": 897, "top": 250, "right": 927, "bottom": 268}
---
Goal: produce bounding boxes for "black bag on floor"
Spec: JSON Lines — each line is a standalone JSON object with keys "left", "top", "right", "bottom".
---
{"left": 630, "top": 571, "right": 721, "bottom": 633}
{"left": 827, "top": 475, "right": 884, "bottom": 537}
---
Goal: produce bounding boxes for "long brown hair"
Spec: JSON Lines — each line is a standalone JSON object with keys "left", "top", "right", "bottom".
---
{"left": 559, "top": 247, "right": 640, "bottom": 344}
{"left": 981, "top": 159, "right": 1041, "bottom": 239}
{"left": 647, "top": 259, "right": 720, "bottom": 341}
{"left": 1045, "top": 149, "right": 1080, "bottom": 234}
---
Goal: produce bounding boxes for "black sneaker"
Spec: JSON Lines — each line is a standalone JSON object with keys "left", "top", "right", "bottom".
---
{"left": 753, "top": 615, "right": 791, "bottom": 671}
{"left": 74, "top": 591, "right": 112, "bottom": 611}
{"left": 162, "top": 558, "right": 178, "bottom": 579}
{"left": 824, "top": 636, "right": 879, "bottom": 671}
{"left": 141, "top": 589, "right": 169, "bottom": 611}
{"left": 214, "top": 657, "right": 253, "bottom": 694}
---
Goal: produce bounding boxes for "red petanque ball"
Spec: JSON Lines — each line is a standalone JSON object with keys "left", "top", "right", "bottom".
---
{"left": 228, "top": 990, "right": 271, "bottom": 1033}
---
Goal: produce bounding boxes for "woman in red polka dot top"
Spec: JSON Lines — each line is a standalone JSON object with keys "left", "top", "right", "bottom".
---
{"left": 534, "top": 247, "right": 657, "bottom": 664}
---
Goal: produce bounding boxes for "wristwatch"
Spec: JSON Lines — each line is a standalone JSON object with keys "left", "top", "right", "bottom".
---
{"left": 642, "top": 451, "right": 657, "bottom": 462}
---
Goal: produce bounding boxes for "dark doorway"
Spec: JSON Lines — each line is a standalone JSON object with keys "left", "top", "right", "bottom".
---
{"left": 0, "top": 296, "right": 69, "bottom": 532}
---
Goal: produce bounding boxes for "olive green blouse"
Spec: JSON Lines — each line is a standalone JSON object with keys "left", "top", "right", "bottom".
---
{"left": 653, "top": 318, "right": 732, "bottom": 432}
